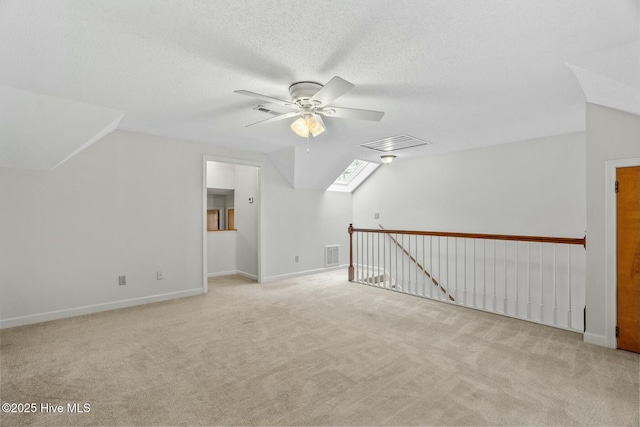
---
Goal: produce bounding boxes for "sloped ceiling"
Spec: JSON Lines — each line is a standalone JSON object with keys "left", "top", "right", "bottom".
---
{"left": 0, "top": 1, "right": 638, "bottom": 187}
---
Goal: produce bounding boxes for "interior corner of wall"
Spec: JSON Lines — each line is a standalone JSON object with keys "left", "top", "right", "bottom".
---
{"left": 267, "top": 147, "right": 295, "bottom": 188}
{"left": 567, "top": 64, "right": 640, "bottom": 118}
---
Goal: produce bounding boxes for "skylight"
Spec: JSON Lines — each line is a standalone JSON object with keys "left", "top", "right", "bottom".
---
{"left": 335, "top": 159, "right": 367, "bottom": 185}
{"left": 327, "top": 159, "right": 380, "bottom": 193}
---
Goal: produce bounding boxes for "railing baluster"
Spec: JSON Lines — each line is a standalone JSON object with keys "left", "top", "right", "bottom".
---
{"left": 384, "top": 231, "right": 387, "bottom": 288}
{"left": 395, "top": 233, "right": 398, "bottom": 290}
{"left": 437, "top": 236, "right": 441, "bottom": 300}
{"left": 464, "top": 239, "right": 467, "bottom": 305}
{"left": 567, "top": 245, "right": 572, "bottom": 329}
{"left": 369, "top": 232, "right": 373, "bottom": 285}
{"left": 455, "top": 238, "right": 459, "bottom": 303}
{"left": 553, "top": 244, "right": 557, "bottom": 326}
{"left": 367, "top": 232, "right": 370, "bottom": 284}
{"left": 515, "top": 242, "right": 519, "bottom": 317}
{"left": 430, "top": 236, "right": 434, "bottom": 299}
{"left": 446, "top": 237, "right": 449, "bottom": 303}
{"left": 377, "top": 232, "right": 380, "bottom": 287}
{"left": 360, "top": 232, "right": 363, "bottom": 283}
{"left": 400, "top": 234, "right": 404, "bottom": 292}
{"left": 359, "top": 231, "right": 362, "bottom": 283}
{"left": 527, "top": 242, "right": 531, "bottom": 319}
{"left": 472, "top": 239, "right": 476, "bottom": 307}
{"left": 540, "top": 242, "right": 544, "bottom": 323}
{"left": 360, "top": 231, "right": 363, "bottom": 282}
{"left": 493, "top": 240, "right": 497, "bottom": 311}
{"left": 503, "top": 240, "right": 507, "bottom": 314}
{"left": 357, "top": 232, "right": 361, "bottom": 283}
{"left": 372, "top": 232, "right": 375, "bottom": 286}
{"left": 408, "top": 234, "right": 412, "bottom": 293}
{"left": 422, "top": 236, "right": 426, "bottom": 296}
{"left": 482, "top": 239, "right": 486, "bottom": 309}
{"left": 414, "top": 236, "right": 424, "bottom": 295}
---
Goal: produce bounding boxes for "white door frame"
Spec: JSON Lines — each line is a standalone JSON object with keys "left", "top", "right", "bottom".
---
{"left": 604, "top": 157, "right": 640, "bottom": 348}
{"left": 202, "top": 155, "right": 263, "bottom": 293}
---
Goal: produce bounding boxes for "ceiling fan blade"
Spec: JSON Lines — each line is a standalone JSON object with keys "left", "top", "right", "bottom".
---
{"left": 245, "top": 111, "right": 299, "bottom": 127}
{"left": 310, "top": 76, "right": 355, "bottom": 106}
{"left": 234, "top": 90, "right": 297, "bottom": 109}
{"left": 318, "top": 106, "right": 384, "bottom": 121}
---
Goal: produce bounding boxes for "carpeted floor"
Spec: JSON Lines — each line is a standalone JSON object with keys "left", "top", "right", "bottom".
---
{"left": 1, "top": 269, "right": 638, "bottom": 426}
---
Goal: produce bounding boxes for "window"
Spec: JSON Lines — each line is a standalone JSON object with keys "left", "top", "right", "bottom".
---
{"left": 327, "top": 159, "right": 380, "bottom": 193}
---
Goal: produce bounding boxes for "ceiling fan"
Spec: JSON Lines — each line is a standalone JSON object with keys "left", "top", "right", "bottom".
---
{"left": 235, "top": 76, "right": 384, "bottom": 138}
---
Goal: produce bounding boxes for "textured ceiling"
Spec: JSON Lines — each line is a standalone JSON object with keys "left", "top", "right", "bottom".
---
{"left": 0, "top": 1, "right": 638, "bottom": 187}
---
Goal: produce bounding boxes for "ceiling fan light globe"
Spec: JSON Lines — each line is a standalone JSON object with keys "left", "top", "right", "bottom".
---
{"left": 380, "top": 154, "right": 396, "bottom": 164}
{"left": 307, "top": 114, "right": 326, "bottom": 137}
{"left": 291, "top": 117, "right": 309, "bottom": 137}
{"left": 309, "top": 126, "right": 325, "bottom": 137}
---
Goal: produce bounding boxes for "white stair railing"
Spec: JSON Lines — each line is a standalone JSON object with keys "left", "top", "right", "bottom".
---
{"left": 348, "top": 224, "right": 586, "bottom": 333}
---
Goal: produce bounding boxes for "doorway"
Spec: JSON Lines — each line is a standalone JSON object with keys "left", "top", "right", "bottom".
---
{"left": 616, "top": 166, "right": 640, "bottom": 352}
{"left": 202, "top": 156, "right": 262, "bottom": 293}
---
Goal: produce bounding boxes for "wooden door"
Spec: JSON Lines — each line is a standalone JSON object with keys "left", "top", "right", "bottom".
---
{"left": 617, "top": 166, "right": 640, "bottom": 352}
{"left": 228, "top": 209, "right": 235, "bottom": 230}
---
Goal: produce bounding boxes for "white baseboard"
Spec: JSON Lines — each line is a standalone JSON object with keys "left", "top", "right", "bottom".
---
{"left": 237, "top": 271, "right": 257, "bottom": 281}
{"left": 262, "top": 264, "right": 347, "bottom": 283}
{"left": 208, "top": 270, "right": 238, "bottom": 278}
{"left": 584, "top": 332, "right": 611, "bottom": 348}
{"left": 0, "top": 288, "right": 203, "bottom": 329}
{"left": 207, "top": 270, "right": 257, "bottom": 280}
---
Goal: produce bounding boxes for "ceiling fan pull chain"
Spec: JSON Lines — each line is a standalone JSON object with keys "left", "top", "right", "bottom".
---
{"left": 306, "top": 134, "right": 310, "bottom": 153}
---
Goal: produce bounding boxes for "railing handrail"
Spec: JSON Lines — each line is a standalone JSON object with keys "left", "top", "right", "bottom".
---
{"left": 349, "top": 225, "right": 586, "bottom": 247}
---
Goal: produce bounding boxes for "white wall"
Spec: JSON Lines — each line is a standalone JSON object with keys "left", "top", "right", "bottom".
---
{"left": 0, "top": 130, "right": 353, "bottom": 327}
{"left": 585, "top": 103, "right": 640, "bottom": 346}
{"left": 206, "top": 162, "right": 235, "bottom": 189}
{"left": 263, "top": 177, "right": 352, "bottom": 281}
{"left": 207, "top": 231, "right": 237, "bottom": 276}
{"left": 353, "top": 132, "right": 586, "bottom": 238}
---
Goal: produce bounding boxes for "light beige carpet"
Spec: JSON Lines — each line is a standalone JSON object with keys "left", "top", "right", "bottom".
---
{"left": 1, "top": 269, "right": 638, "bottom": 426}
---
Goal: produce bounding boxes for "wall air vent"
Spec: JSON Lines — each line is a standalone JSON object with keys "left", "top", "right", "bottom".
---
{"left": 360, "top": 134, "right": 432, "bottom": 152}
{"left": 325, "top": 245, "right": 339, "bottom": 267}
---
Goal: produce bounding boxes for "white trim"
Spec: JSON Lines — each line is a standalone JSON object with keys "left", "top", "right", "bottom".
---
{"left": 604, "top": 157, "right": 640, "bottom": 349}
{"left": 584, "top": 332, "right": 609, "bottom": 347}
{"left": 208, "top": 270, "right": 239, "bottom": 278}
{"left": 202, "top": 156, "right": 209, "bottom": 294}
{"left": 207, "top": 270, "right": 258, "bottom": 281}
{"left": 202, "top": 155, "right": 264, "bottom": 295}
{"left": 262, "top": 265, "right": 348, "bottom": 283}
{"left": 237, "top": 271, "right": 258, "bottom": 281}
{"left": 0, "top": 288, "right": 203, "bottom": 329}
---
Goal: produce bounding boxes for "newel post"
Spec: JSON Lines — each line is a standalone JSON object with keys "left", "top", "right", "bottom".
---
{"left": 348, "top": 223, "right": 354, "bottom": 281}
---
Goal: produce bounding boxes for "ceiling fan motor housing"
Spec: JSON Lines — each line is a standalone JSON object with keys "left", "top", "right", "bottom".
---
{"left": 289, "top": 81, "right": 324, "bottom": 107}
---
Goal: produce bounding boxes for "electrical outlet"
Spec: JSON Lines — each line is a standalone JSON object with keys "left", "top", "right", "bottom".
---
{"left": 157, "top": 271, "right": 163, "bottom": 280}
{"left": 295, "top": 255, "right": 299, "bottom": 263}
{"left": 374, "top": 212, "right": 380, "bottom": 219}
{"left": 119, "top": 275, "right": 126, "bottom": 286}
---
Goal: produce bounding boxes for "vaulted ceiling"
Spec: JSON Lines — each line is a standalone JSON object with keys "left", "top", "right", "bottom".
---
{"left": 1, "top": 1, "right": 639, "bottom": 188}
